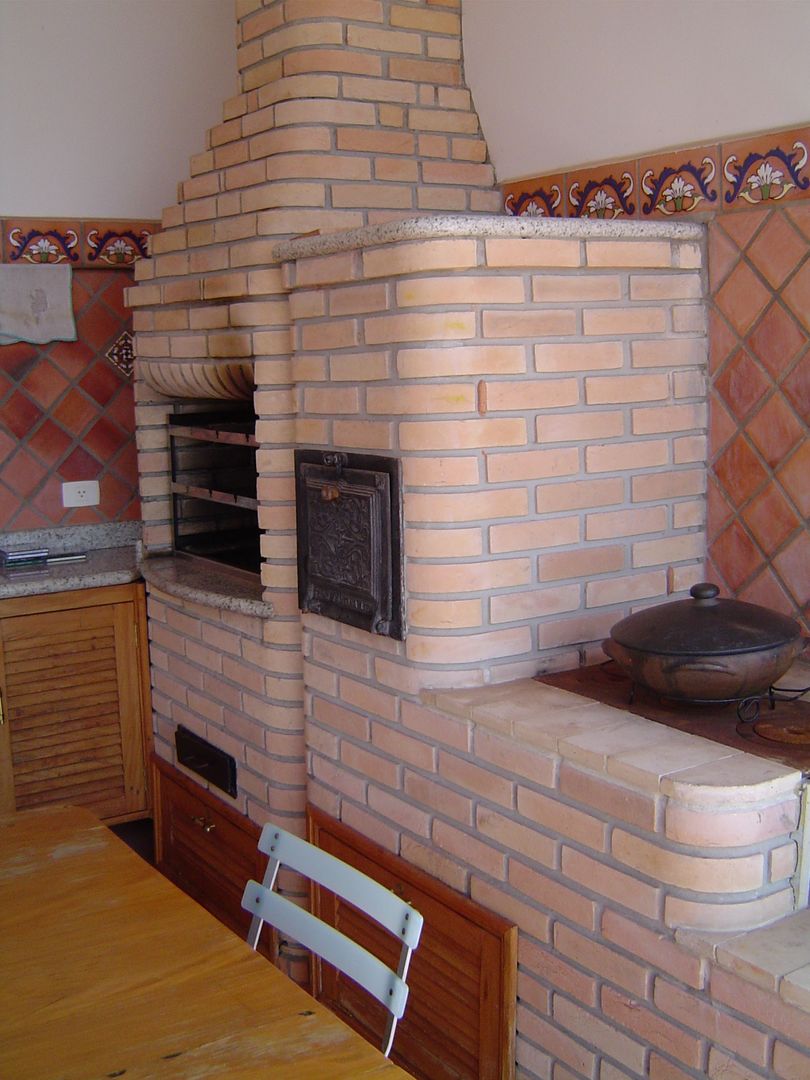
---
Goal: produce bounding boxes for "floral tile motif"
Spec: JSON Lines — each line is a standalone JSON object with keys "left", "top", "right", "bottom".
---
{"left": 721, "top": 125, "right": 810, "bottom": 211}
{"left": 567, "top": 161, "right": 637, "bottom": 219}
{"left": 503, "top": 174, "right": 566, "bottom": 217}
{"left": 6, "top": 219, "right": 80, "bottom": 264}
{"left": 638, "top": 146, "right": 720, "bottom": 217}
{"left": 1, "top": 217, "right": 158, "bottom": 267}
{"left": 85, "top": 221, "right": 153, "bottom": 265}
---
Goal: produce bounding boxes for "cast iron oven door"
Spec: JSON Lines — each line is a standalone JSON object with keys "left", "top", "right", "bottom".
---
{"left": 295, "top": 450, "right": 404, "bottom": 640}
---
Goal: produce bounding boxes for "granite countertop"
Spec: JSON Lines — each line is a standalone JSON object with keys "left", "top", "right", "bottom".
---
{"left": 140, "top": 553, "right": 274, "bottom": 619}
{"left": 0, "top": 523, "right": 142, "bottom": 600}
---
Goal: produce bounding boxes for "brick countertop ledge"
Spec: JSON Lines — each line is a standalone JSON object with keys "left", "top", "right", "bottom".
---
{"left": 422, "top": 672, "right": 810, "bottom": 1019}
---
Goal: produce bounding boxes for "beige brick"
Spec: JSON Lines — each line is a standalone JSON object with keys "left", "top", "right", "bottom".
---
{"left": 399, "top": 417, "right": 526, "bottom": 450}
{"left": 274, "top": 98, "right": 377, "bottom": 128}
{"left": 631, "top": 336, "right": 707, "bottom": 368}
{"left": 363, "top": 238, "right": 478, "bottom": 278}
{"left": 266, "top": 153, "right": 371, "bottom": 182}
{"left": 408, "top": 597, "right": 482, "bottom": 628}
{"left": 533, "top": 274, "right": 623, "bottom": 302}
{"left": 630, "top": 273, "right": 702, "bottom": 300}
{"left": 673, "top": 369, "right": 706, "bottom": 399}
{"left": 586, "top": 439, "right": 669, "bottom": 472}
{"left": 396, "top": 275, "right": 525, "bottom": 307}
{"left": 337, "top": 183, "right": 415, "bottom": 210}
{"left": 536, "top": 609, "right": 618, "bottom": 649}
{"left": 451, "top": 136, "right": 488, "bottom": 162}
{"left": 404, "top": 527, "right": 483, "bottom": 559}
{"left": 673, "top": 304, "right": 706, "bottom": 332}
{"left": 242, "top": 180, "right": 327, "bottom": 212}
{"left": 632, "top": 402, "right": 708, "bottom": 434}
{"left": 615, "top": 830, "right": 764, "bottom": 892}
{"left": 395, "top": 451, "right": 476, "bottom": 491}
{"left": 336, "top": 128, "right": 415, "bottom": 154}
{"left": 377, "top": 103, "right": 406, "bottom": 127}
{"left": 427, "top": 33, "right": 461, "bottom": 61}
{"left": 510, "top": 858, "right": 597, "bottom": 930}
{"left": 539, "top": 545, "right": 625, "bottom": 582}
{"left": 485, "top": 237, "right": 581, "bottom": 269}
{"left": 537, "top": 411, "right": 625, "bottom": 443}
{"left": 398, "top": 344, "right": 526, "bottom": 377}
{"left": 374, "top": 157, "right": 419, "bottom": 182}
{"left": 437, "top": 86, "right": 471, "bottom": 110}
{"left": 407, "top": 108, "right": 479, "bottom": 134}
{"left": 418, "top": 133, "right": 449, "bottom": 157}
{"left": 667, "top": 799, "right": 799, "bottom": 848}
{"left": 586, "top": 373, "right": 669, "bottom": 404}
{"left": 586, "top": 569, "right": 667, "bottom": 608}
{"left": 303, "top": 386, "right": 359, "bottom": 415}
{"left": 632, "top": 468, "right": 705, "bottom": 501}
{"left": 562, "top": 846, "right": 661, "bottom": 919}
{"left": 406, "top": 557, "right": 533, "bottom": 591}
{"left": 584, "top": 307, "right": 668, "bottom": 335}
{"left": 490, "top": 583, "right": 580, "bottom": 624}
{"left": 485, "top": 447, "right": 579, "bottom": 483}
{"left": 484, "top": 377, "right": 580, "bottom": 411}
{"left": 601, "top": 987, "right": 703, "bottom": 1071}
{"left": 490, "top": 516, "right": 580, "bottom": 553}
{"left": 289, "top": 290, "right": 326, "bottom": 320}
{"left": 535, "top": 341, "right": 623, "bottom": 372}
{"left": 248, "top": 126, "right": 332, "bottom": 159}
{"left": 586, "top": 240, "right": 674, "bottom": 268}
{"left": 482, "top": 309, "right": 577, "bottom": 338}
{"left": 586, "top": 506, "right": 667, "bottom": 540}
{"left": 365, "top": 310, "right": 474, "bottom": 344}
{"left": 300, "top": 319, "right": 359, "bottom": 351}
{"left": 366, "top": 383, "right": 476, "bottom": 414}
{"left": 390, "top": 3, "right": 460, "bottom": 33}
{"left": 330, "top": 351, "right": 390, "bottom": 381}
{"left": 673, "top": 500, "right": 704, "bottom": 529}
{"left": 406, "top": 625, "right": 532, "bottom": 664}
{"left": 406, "top": 488, "right": 528, "bottom": 523}
{"left": 346, "top": 24, "right": 422, "bottom": 53}
{"left": 329, "top": 282, "right": 389, "bottom": 316}
{"left": 422, "top": 161, "right": 495, "bottom": 187}
{"left": 477, "top": 807, "right": 557, "bottom": 867}
{"left": 332, "top": 419, "right": 393, "bottom": 450}
{"left": 632, "top": 532, "right": 705, "bottom": 567}
{"left": 343, "top": 75, "right": 418, "bottom": 104}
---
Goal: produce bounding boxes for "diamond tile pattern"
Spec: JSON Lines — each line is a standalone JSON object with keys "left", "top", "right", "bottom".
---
{"left": 709, "top": 208, "right": 809, "bottom": 632}
{"left": 0, "top": 268, "right": 139, "bottom": 529}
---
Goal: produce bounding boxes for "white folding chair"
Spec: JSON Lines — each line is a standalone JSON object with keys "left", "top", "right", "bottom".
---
{"left": 241, "top": 821, "right": 423, "bottom": 1058}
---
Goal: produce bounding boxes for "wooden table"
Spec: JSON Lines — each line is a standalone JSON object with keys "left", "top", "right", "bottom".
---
{"left": 0, "top": 805, "right": 415, "bottom": 1079}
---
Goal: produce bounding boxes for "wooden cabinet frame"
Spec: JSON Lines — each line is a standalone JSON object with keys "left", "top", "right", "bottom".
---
{"left": 0, "top": 583, "right": 152, "bottom": 823}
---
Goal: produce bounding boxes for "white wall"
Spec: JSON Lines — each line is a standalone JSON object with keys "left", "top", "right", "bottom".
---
{"left": 462, "top": 0, "right": 810, "bottom": 182}
{"left": 0, "top": 0, "right": 235, "bottom": 219}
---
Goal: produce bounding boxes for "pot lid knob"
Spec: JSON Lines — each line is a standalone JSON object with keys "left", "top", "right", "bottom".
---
{"left": 690, "top": 582, "right": 720, "bottom": 604}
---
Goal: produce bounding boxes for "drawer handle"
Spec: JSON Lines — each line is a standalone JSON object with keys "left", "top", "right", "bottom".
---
{"left": 192, "top": 815, "right": 216, "bottom": 834}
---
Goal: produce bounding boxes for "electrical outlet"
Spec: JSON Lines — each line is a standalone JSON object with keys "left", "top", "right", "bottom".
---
{"left": 61, "top": 480, "right": 100, "bottom": 507}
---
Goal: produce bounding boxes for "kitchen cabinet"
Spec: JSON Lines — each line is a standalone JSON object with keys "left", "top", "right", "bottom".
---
{"left": 0, "top": 582, "right": 152, "bottom": 823}
{"left": 152, "top": 756, "right": 275, "bottom": 960}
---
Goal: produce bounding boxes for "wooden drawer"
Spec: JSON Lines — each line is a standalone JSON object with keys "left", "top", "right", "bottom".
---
{"left": 152, "top": 756, "right": 274, "bottom": 959}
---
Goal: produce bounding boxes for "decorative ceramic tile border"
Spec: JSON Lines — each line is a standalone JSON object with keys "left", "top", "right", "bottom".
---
{"left": 502, "top": 123, "right": 810, "bottom": 218}
{"left": 0, "top": 218, "right": 158, "bottom": 267}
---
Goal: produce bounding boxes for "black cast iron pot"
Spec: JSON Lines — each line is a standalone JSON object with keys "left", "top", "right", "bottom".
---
{"left": 603, "top": 582, "right": 805, "bottom": 703}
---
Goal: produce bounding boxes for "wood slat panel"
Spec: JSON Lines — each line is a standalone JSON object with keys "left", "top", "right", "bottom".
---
{"left": 308, "top": 806, "right": 517, "bottom": 1080}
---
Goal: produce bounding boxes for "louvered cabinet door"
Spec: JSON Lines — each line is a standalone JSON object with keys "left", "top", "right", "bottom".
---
{"left": 0, "top": 584, "right": 151, "bottom": 823}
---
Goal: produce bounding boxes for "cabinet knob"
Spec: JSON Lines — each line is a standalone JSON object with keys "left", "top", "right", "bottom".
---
{"left": 192, "top": 815, "right": 216, "bottom": 834}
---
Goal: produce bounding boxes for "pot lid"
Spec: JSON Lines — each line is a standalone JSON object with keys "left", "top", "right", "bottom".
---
{"left": 609, "top": 583, "right": 802, "bottom": 656}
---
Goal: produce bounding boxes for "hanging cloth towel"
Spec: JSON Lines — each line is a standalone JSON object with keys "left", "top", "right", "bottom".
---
{"left": 0, "top": 263, "right": 77, "bottom": 345}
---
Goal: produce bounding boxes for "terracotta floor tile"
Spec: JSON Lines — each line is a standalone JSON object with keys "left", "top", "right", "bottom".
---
{"left": 83, "top": 418, "right": 127, "bottom": 462}
{"left": 708, "top": 222, "right": 742, "bottom": 293}
{"left": 714, "top": 262, "right": 771, "bottom": 336}
{"left": 31, "top": 473, "right": 69, "bottom": 525}
{"left": 79, "top": 360, "right": 125, "bottom": 406}
{"left": 99, "top": 472, "right": 135, "bottom": 518}
{"left": 104, "top": 386, "right": 136, "bottom": 432}
{"left": 773, "top": 532, "right": 810, "bottom": 613}
{"left": 781, "top": 352, "right": 809, "bottom": 423}
{"left": 708, "top": 391, "right": 739, "bottom": 462}
{"left": 776, "top": 443, "right": 810, "bottom": 517}
{"left": 786, "top": 203, "right": 810, "bottom": 242}
{"left": 21, "top": 360, "right": 70, "bottom": 410}
{"left": 739, "top": 567, "right": 797, "bottom": 618}
{"left": 713, "top": 435, "right": 769, "bottom": 508}
{"left": 75, "top": 302, "right": 124, "bottom": 353}
{"left": 109, "top": 439, "right": 138, "bottom": 485}
{"left": 0, "top": 342, "right": 39, "bottom": 380}
{"left": 11, "top": 505, "right": 52, "bottom": 530}
{"left": 746, "top": 212, "right": 809, "bottom": 289}
{"left": 52, "top": 389, "right": 99, "bottom": 438}
{"left": 707, "top": 475, "right": 735, "bottom": 538}
{"left": 782, "top": 261, "right": 810, "bottom": 332}
{"left": 709, "top": 519, "right": 765, "bottom": 591}
{"left": 27, "top": 418, "right": 73, "bottom": 468}
{"left": 742, "top": 484, "right": 800, "bottom": 553}
{"left": 718, "top": 208, "right": 769, "bottom": 249}
{"left": 0, "top": 426, "right": 17, "bottom": 462}
{"left": 746, "top": 302, "right": 807, "bottom": 380}
{"left": 0, "top": 481, "right": 22, "bottom": 527}
{"left": 58, "top": 445, "right": 102, "bottom": 481}
{"left": 709, "top": 307, "right": 740, "bottom": 373}
{"left": 714, "top": 349, "right": 770, "bottom": 422}
{"left": 48, "top": 340, "right": 95, "bottom": 380}
{"left": 3, "top": 446, "right": 47, "bottom": 498}
{"left": 747, "top": 392, "right": 804, "bottom": 467}
{"left": 0, "top": 391, "right": 43, "bottom": 440}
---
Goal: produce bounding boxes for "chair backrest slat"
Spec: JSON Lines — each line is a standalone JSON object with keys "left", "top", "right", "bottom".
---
{"left": 242, "top": 820, "right": 423, "bottom": 1058}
